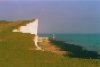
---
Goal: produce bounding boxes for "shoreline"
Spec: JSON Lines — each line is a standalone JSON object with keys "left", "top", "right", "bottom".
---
{"left": 39, "top": 33, "right": 100, "bottom": 54}
{"left": 39, "top": 39, "right": 100, "bottom": 59}
{"left": 51, "top": 39, "right": 100, "bottom": 59}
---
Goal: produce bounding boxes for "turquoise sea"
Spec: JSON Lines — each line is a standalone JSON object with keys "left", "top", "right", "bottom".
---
{"left": 39, "top": 34, "right": 100, "bottom": 54}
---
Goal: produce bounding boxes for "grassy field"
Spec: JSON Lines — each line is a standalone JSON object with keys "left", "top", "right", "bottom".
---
{"left": 0, "top": 20, "right": 100, "bottom": 67}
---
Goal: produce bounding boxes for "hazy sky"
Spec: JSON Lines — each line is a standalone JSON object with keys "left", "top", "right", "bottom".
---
{"left": 0, "top": 0, "right": 100, "bottom": 33}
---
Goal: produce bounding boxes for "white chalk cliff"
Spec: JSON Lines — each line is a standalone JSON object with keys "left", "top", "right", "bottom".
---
{"left": 13, "top": 19, "right": 38, "bottom": 34}
{"left": 12, "top": 19, "right": 41, "bottom": 50}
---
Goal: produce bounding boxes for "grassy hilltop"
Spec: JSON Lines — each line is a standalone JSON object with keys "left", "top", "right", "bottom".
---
{"left": 0, "top": 20, "right": 100, "bottom": 67}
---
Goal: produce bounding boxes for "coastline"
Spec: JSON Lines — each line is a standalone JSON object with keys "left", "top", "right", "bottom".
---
{"left": 39, "top": 39, "right": 100, "bottom": 59}
{"left": 39, "top": 33, "right": 100, "bottom": 54}
{"left": 0, "top": 21, "right": 100, "bottom": 67}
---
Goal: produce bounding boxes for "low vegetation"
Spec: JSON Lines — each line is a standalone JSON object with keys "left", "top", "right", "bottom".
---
{"left": 0, "top": 20, "right": 100, "bottom": 67}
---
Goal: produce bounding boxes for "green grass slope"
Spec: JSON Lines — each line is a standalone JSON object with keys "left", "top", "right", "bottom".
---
{"left": 0, "top": 21, "right": 100, "bottom": 67}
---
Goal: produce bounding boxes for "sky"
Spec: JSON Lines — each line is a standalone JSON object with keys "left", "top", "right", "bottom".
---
{"left": 0, "top": 0, "right": 100, "bottom": 33}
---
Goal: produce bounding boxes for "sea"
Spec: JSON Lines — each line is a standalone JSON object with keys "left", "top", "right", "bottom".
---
{"left": 39, "top": 34, "right": 100, "bottom": 54}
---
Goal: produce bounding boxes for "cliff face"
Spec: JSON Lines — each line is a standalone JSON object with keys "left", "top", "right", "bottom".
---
{"left": 12, "top": 19, "right": 38, "bottom": 35}
{"left": 12, "top": 19, "right": 42, "bottom": 50}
